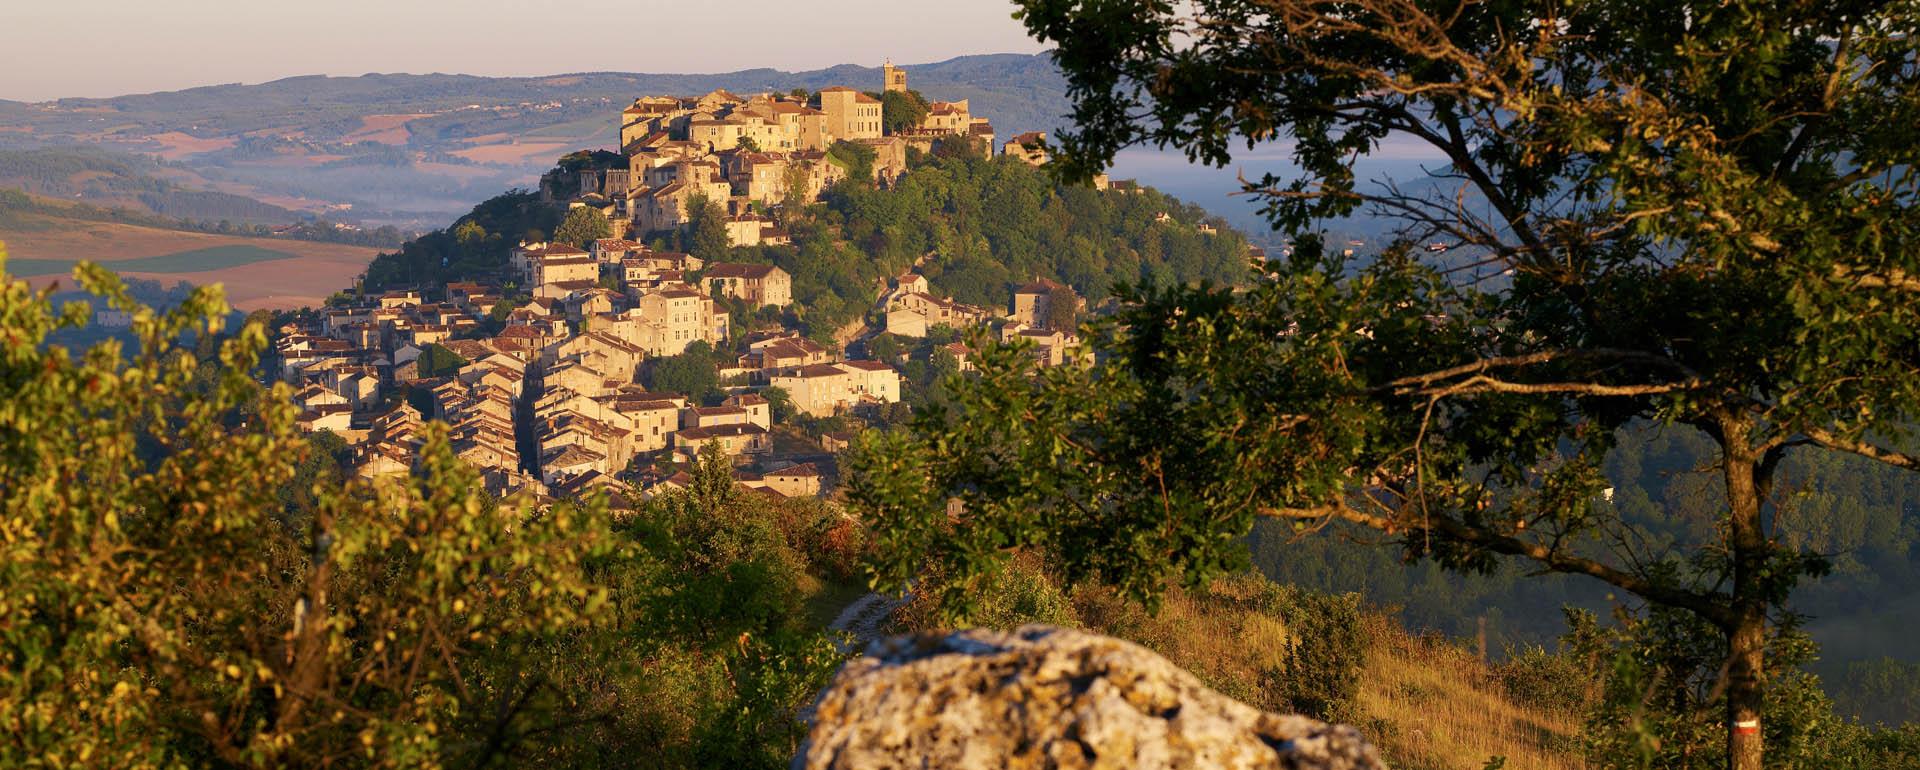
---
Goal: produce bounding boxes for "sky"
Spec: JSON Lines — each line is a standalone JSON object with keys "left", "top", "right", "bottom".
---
{"left": 0, "top": 0, "right": 1047, "bottom": 102}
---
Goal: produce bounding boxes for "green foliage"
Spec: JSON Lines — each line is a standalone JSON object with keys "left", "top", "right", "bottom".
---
{"left": 1565, "top": 607, "right": 1918, "bottom": 770}
{"left": 606, "top": 443, "right": 844, "bottom": 767}
{"left": 416, "top": 342, "right": 468, "bottom": 378}
{"left": 857, "top": 3, "right": 1920, "bottom": 765}
{"left": 1043, "top": 284, "right": 1078, "bottom": 332}
{"left": 681, "top": 195, "right": 730, "bottom": 261}
{"left": 761, "top": 150, "right": 1244, "bottom": 338}
{"left": 453, "top": 219, "right": 487, "bottom": 247}
{"left": 363, "top": 190, "right": 564, "bottom": 290}
{"left": 554, "top": 206, "right": 613, "bottom": 248}
{"left": 896, "top": 553, "right": 1078, "bottom": 633}
{"left": 866, "top": 332, "right": 905, "bottom": 362}
{"left": 487, "top": 299, "right": 514, "bottom": 324}
{"left": 0, "top": 249, "right": 617, "bottom": 767}
{"left": 554, "top": 149, "right": 626, "bottom": 173}
{"left": 646, "top": 340, "right": 721, "bottom": 401}
{"left": 762, "top": 386, "right": 796, "bottom": 424}
{"left": 1832, "top": 659, "right": 1920, "bottom": 728}
{"left": 877, "top": 89, "right": 930, "bottom": 135}
{"left": 1275, "top": 590, "right": 1364, "bottom": 721}
{"left": 825, "top": 141, "right": 875, "bottom": 184}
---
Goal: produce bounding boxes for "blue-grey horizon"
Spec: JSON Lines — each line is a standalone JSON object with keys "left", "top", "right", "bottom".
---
{"left": 0, "top": 0, "right": 1046, "bottom": 102}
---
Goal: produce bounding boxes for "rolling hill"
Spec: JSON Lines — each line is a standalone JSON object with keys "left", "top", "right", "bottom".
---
{"left": 1, "top": 200, "right": 378, "bottom": 310}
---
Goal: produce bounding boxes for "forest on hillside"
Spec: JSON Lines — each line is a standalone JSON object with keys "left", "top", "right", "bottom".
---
{"left": 0, "top": 147, "right": 407, "bottom": 246}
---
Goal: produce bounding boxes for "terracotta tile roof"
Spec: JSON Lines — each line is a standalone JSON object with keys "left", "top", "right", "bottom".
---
{"left": 703, "top": 262, "right": 780, "bottom": 279}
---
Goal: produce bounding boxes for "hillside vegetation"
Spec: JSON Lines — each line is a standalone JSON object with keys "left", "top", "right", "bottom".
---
{"left": 363, "top": 145, "right": 1249, "bottom": 339}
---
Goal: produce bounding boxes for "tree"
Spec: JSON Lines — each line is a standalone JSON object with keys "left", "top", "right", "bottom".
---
{"left": 827, "top": 141, "right": 876, "bottom": 186}
{"left": 1043, "top": 284, "right": 1078, "bottom": 333}
{"left": 867, "top": 332, "right": 905, "bottom": 363}
{"left": 877, "top": 89, "right": 930, "bottom": 135}
{"left": 0, "top": 254, "right": 616, "bottom": 767}
{"left": 684, "top": 194, "right": 730, "bottom": 260}
{"left": 1, "top": 251, "right": 850, "bottom": 768}
{"left": 647, "top": 340, "right": 721, "bottom": 401}
{"left": 417, "top": 341, "right": 468, "bottom": 378}
{"left": 851, "top": 3, "right": 1920, "bottom": 768}
{"left": 453, "top": 219, "right": 488, "bottom": 248}
{"left": 737, "top": 136, "right": 762, "bottom": 153}
{"left": 781, "top": 162, "right": 814, "bottom": 208}
{"left": 763, "top": 386, "right": 797, "bottom": 424}
{"left": 554, "top": 206, "right": 612, "bottom": 248}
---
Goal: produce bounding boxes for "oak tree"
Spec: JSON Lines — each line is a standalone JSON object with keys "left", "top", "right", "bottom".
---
{"left": 850, "top": 2, "right": 1920, "bottom": 768}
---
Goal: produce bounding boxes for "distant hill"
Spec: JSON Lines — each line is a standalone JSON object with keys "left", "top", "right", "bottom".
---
{"left": 0, "top": 54, "right": 1071, "bottom": 228}
{"left": 0, "top": 146, "right": 303, "bottom": 223}
{"left": 0, "top": 196, "right": 379, "bottom": 310}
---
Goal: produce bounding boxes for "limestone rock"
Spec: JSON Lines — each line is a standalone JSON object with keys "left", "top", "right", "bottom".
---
{"left": 793, "top": 624, "right": 1384, "bottom": 770}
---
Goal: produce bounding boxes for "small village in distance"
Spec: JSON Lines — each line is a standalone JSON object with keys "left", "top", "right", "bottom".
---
{"left": 272, "top": 62, "right": 1109, "bottom": 507}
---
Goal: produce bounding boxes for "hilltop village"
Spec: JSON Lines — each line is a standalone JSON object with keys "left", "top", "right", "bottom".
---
{"left": 274, "top": 62, "right": 1112, "bottom": 506}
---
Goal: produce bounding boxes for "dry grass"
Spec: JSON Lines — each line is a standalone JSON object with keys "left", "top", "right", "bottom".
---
{"left": 141, "top": 131, "right": 237, "bottom": 160}
{"left": 451, "top": 141, "right": 572, "bottom": 165}
{"left": 1076, "top": 578, "right": 1297, "bottom": 709}
{"left": 1355, "top": 615, "right": 1586, "bottom": 770}
{"left": 1070, "top": 578, "right": 1586, "bottom": 770}
{"left": 343, "top": 114, "right": 430, "bottom": 145}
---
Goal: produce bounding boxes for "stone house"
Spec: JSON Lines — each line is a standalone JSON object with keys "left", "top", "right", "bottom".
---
{"left": 770, "top": 361, "right": 903, "bottom": 417}
{"left": 818, "top": 87, "right": 883, "bottom": 141}
{"left": 703, "top": 262, "right": 792, "bottom": 307}
{"left": 1005, "top": 131, "right": 1050, "bottom": 167}
{"left": 675, "top": 422, "right": 772, "bottom": 460}
{"left": 763, "top": 462, "right": 823, "bottom": 498}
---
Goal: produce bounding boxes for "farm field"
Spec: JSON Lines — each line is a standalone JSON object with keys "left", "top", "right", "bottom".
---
{"left": 3, "top": 214, "right": 378, "bottom": 310}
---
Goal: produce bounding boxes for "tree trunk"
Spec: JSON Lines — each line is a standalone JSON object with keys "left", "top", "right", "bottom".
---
{"left": 1728, "top": 607, "right": 1766, "bottom": 770}
{"left": 1721, "top": 418, "right": 1766, "bottom": 770}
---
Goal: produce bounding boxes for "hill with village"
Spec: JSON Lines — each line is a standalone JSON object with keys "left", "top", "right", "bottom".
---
{"left": 0, "top": 54, "right": 1068, "bottom": 229}
{"left": 274, "top": 59, "right": 1249, "bottom": 508}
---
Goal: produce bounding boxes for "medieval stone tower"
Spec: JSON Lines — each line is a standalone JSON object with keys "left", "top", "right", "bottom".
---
{"left": 883, "top": 59, "right": 907, "bottom": 93}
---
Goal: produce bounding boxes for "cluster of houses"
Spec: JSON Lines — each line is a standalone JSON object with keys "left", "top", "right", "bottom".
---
{"left": 277, "top": 227, "right": 908, "bottom": 504}
{"left": 275, "top": 61, "right": 1122, "bottom": 509}
{"left": 878, "top": 272, "right": 1086, "bottom": 369}
{"left": 557, "top": 61, "right": 1062, "bottom": 246}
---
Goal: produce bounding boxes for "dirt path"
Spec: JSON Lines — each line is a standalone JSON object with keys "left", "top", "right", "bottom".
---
{"left": 828, "top": 592, "right": 906, "bottom": 653}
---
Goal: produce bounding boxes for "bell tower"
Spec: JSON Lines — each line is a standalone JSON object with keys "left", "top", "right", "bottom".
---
{"left": 883, "top": 59, "right": 907, "bottom": 93}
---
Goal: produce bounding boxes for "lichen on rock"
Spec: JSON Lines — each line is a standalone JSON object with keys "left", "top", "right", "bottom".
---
{"left": 793, "top": 625, "right": 1384, "bottom": 770}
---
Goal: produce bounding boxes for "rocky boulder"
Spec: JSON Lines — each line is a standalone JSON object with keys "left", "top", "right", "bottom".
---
{"left": 793, "top": 624, "right": 1384, "bottom": 770}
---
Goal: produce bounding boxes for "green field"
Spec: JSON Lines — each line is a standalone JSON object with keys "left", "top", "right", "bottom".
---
{"left": 7, "top": 244, "right": 302, "bottom": 277}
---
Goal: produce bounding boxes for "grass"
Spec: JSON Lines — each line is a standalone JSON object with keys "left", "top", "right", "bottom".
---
{"left": 1068, "top": 577, "right": 1587, "bottom": 770}
{"left": 8, "top": 244, "right": 302, "bottom": 276}
{"left": 1354, "top": 614, "right": 1587, "bottom": 770}
{"left": 802, "top": 574, "right": 872, "bottom": 630}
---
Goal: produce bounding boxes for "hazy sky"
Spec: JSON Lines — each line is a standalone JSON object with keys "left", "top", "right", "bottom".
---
{"left": 0, "top": 0, "right": 1046, "bottom": 102}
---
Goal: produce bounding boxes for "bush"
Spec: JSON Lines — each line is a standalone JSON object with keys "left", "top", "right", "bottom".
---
{"left": 1494, "top": 642, "right": 1598, "bottom": 716}
{"left": 1271, "top": 588, "right": 1365, "bottom": 720}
